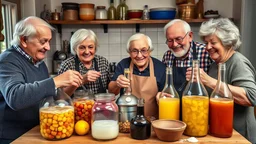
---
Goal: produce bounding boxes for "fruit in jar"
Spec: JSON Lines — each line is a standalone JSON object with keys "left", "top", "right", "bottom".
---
{"left": 75, "top": 120, "right": 90, "bottom": 135}
{"left": 40, "top": 106, "right": 74, "bottom": 140}
{"left": 74, "top": 99, "right": 94, "bottom": 127}
{"left": 182, "top": 96, "right": 209, "bottom": 136}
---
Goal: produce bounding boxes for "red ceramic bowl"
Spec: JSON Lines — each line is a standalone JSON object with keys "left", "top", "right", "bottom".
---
{"left": 128, "top": 10, "right": 143, "bottom": 20}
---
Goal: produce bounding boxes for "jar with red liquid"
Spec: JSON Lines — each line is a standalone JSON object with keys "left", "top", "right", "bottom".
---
{"left": 210, "top": 63, "right": 234, "bottom": 137}
{"left": 73, "top": 88, "right": 94, "bottom": 127}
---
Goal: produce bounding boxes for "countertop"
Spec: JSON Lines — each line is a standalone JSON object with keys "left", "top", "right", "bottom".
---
{"left": 12, "top": 126, "right": 251, "bottom": 144}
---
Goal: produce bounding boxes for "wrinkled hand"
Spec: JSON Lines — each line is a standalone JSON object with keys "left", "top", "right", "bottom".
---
{"left": 83, "top": 70, "right": 101, "bottom": 83}
{"left": 186, "top": 67, "right": 211, "bottom": 85}
{"left": 116, "top": 75, "right": 130, "bottom": 88}
{"left": 156, "top": 92, "right": 173, "bottom": 104}
{"left": 53, "top": 70, "right": 83, "bottom": 88}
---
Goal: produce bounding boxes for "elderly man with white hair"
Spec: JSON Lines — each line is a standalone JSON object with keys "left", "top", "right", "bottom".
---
{"left": 108, "top": 33, "right": 166, "bottom": 119}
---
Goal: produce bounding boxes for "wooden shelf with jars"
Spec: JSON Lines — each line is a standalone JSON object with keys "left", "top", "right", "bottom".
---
{"left": 48, "top": 19, "right": 211, "bottom": 33}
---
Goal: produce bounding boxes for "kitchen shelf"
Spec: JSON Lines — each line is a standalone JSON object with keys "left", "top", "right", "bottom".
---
{"left": 48, "top": 19, "right": 210, "bottom": 33}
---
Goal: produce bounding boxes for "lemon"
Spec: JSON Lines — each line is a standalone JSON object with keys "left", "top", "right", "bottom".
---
{"left": 75, "top": 120, "right": 89, "bottom": 135}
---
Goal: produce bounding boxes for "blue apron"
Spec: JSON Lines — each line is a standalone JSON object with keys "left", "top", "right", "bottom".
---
{"left": 74, "top": 55, "right": 106, "bottom": 93}
{"left": 172, "top": 42, "right": 197, "bottom": 120}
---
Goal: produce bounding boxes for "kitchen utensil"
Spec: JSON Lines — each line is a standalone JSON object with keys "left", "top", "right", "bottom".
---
{"left": 128, "top": 10, "right": 143, "bottom": 20}
{"left": 149, "top": 7, "right": 176, "bottom": 20}
{"left": 152, "top": 119, "right": 186, "bottom": 142}
{"left": 62, "top": 2, "right": 79, "bottom": 20}
{"left": 178, "top": 4, "right": 196, "bottom": 19}
{"left": 51, "top": 9, "right": 60, "bottom": 20}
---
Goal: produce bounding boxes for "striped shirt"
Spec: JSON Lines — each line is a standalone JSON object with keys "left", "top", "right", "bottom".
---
{"left": 58, "top": 55, "right": 111, "bottom": 94}
{"left": 162, "top": 41, "right": 213, "bottom": 72}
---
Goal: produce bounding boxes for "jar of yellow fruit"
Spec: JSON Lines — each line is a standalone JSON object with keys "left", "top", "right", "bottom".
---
{"left": 182, "top": 60, "right": 209, "bottom": 137}
{"left": 39, "top": 88, "right": 74, "bottom": 140}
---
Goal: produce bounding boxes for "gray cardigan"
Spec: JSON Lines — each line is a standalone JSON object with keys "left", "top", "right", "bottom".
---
{"left": 0, "top": 46, "right": 56, "bottom": 140}
{"left": 208, "top": 52, "right": 256, "bottom": 143}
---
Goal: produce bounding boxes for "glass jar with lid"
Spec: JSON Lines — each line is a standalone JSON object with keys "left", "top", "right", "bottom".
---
{"left": 73, "top": 88, "right": 94, "bottom": 128}
{"left": 91, "top": 93, "right": 119, "bottom": 140}
{"left": 39, "top": 88, "right": 74, "bottom": 140}
{"left": 95, "top": 6, "right": 108, "bottom": 20}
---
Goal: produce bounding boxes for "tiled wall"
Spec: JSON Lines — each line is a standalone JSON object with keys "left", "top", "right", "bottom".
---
{"left": 46, "top": 23, "right": 202, "bottom": 73}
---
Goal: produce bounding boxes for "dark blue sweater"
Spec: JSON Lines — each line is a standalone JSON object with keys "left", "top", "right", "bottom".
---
{"left": 0, "top": 47, "right": 56, "bottom": 140}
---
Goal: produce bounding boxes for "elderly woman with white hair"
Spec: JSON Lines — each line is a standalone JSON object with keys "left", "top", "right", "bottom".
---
{"left": 108, "top": 33, "right": 166, "bottom": 119}
{"left": 58, "top": 29, "right": 111, "bottom": 95}
{"left": 186, "top": 18, "right": 256, "bottom": 143}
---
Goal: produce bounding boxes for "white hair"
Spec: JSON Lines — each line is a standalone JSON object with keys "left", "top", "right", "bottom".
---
{"left": 126, "top": 33, "right": 153, "bottom": 52}
{"left": 11, "top": 16, "right": 55, "bottom": 46}
{"left": 164, "top": 19, "right": 191, "bottom": 35}
{"left": 70, "top": 29, "right": 99, "bottom": 55}
{"left": 199, "top": 18, "right": 241, "bottom": 50}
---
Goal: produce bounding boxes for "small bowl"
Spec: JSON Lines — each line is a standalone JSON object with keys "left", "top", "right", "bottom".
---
{"left": 152, "top": 119, "right": 186, "bottom": 142}
{"left": 128, "top": 10, "right": 143, "bottom": 20}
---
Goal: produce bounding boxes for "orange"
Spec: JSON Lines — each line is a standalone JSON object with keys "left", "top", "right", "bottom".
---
{"left": 75, "top": 120, "right": 89, "bottom": 135}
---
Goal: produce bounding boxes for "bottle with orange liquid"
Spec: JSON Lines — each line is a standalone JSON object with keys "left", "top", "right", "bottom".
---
{"left": 159, "top": 66, "right": 180, "bottom": 120}
{"left": 210, "top": 63, "right": 234, "bottom": 137}
{"left": 182, "top": 60, "right": 209, "bottom": 137}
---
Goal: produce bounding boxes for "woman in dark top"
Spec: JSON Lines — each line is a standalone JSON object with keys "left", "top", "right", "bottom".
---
{"left": 58, "top": 29, "right": 112, "bottom": 95}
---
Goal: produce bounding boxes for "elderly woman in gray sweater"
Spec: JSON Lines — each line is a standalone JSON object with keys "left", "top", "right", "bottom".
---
{"left": 186, "top": 18, "right": 256, "bottom": 143}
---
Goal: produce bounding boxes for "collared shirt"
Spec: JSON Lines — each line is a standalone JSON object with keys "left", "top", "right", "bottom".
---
{"left": 58, "top": 55, "right": 111, "bottom": 94}
{"left": 162, "top": 41, "right": 213, "bottom": 72}
{"left": 13, "top": 45, "right": 43, "bottom": 67}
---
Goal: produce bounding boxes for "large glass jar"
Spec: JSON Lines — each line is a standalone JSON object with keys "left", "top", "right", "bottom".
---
{"left": 116, "top": 0, "right": 128, "bottom": 20}
{"left": 39, "top": 88, "right": 74, "bottom": 140}
{"left": 91, "top": 93, "right": 119, "bottom": 140}
{"left": 73, "top": 88, "right": 94, "bottom": 127}
{"left": 182, "top": 60, "right": 209, "bottom": 137}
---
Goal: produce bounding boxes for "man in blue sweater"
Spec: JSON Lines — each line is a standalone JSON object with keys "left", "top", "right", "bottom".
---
{"left": 0, "top": 16, "right": 83, "bottom": 143}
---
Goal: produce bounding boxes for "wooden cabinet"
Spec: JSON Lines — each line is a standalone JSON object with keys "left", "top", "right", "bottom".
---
{"left": 48, "top": 19, "right": 208, "bottom": 33}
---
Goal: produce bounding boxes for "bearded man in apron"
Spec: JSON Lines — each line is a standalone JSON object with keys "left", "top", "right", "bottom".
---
{"left": 156, "top": 19, "right": 213, "bottom": 120}
{"left": 108, "top": 33, "right": 166, "bottom": 119}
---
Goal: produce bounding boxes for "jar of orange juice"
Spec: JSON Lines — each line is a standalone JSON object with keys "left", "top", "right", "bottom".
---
{"left": 73, "top": 88, "right": 94, "bottom": 127}
{"left": 39, "top": 88, "right": 74, "bottom": 140}
{"left": 159, "top": 66, "right": 180, "bottom": 120}
{"left": 182, "top": 60, "right": 209, "bottom": 137}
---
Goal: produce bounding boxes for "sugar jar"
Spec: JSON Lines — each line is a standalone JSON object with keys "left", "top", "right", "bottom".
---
{"left": 39, "top": 88, "right": 74, "bottom": 140}
{"left": 73, "top": 88, "right": 94, "bottom": 127}
{"left": 91, "top": 93, "right": 119, "bottom": 140}
{"left": 95, "top": 6, "right": 108, "bottom": 20}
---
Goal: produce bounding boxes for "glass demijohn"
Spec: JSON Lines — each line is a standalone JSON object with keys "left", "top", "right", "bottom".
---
{"left": 39, "top": 88, "right": 74, "bottom": 140}
{"left": 210, "top": 63, "right": 234, "bottom": 137}
{"left": 159, "top": 66, "right": 180, "bottom": 120}
{"left": 182, "top": 60, "right": 209, "bottom": 137}
{"left": 116, "top": 68, "right": 137, "bottom": 133}
{"left": 91, "top": 93, "right": 119, "bottom": 140}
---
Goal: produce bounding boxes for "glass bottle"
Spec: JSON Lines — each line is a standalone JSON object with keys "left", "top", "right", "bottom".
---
{"left": 159, "top": 66, "right": 180, "bottom": 120}
{"left": 91, "top": 93, "right": 119, "bottom": 140}
{"left": 210, "top": 63, "right": 234, "bottom": 138}
{"left": 108, "top": 0, "right": 116, "bottom": 20}
{"left": 116, "top": 68, "right": 137, "bottom": 133}
{"left": 130, "top": 98, "right": 151, "bottom": 140}
{"left": 39, "top": 88, "right": 74, "bottom": 140}
{"left": 116, "top": 0, "right": 128, "bottom": 20}
{"left": 182, "top": 60, "right": 209, "bottom": 137}
{"left": 73, "top": 88, "right": 94, "bottom": 128}
{"left": 142, "top": 5, "right": 149, "bottom": 20}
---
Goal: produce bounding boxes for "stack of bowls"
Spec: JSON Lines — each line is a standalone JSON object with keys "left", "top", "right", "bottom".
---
{"left": 150, "top": 7, "right": 176, "bottom": 20}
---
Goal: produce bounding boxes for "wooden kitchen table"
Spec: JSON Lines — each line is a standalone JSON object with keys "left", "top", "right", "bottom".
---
{"left": 12, "top": 126, "right": 251, "bottom": 144}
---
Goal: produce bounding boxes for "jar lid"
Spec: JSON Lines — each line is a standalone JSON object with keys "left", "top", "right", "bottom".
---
{"left": 97, "top": 6, "right": 106, "bottom": 9}
{"left": 95, "top": 93, "right": 115, "bottom": 101}
{"left": 116, "top": 94, "right": 137, "bottom": 106}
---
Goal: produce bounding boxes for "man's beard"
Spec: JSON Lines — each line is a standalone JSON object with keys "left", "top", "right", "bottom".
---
{"left": 170, "top": 44, "right": 189, "bottom": 58}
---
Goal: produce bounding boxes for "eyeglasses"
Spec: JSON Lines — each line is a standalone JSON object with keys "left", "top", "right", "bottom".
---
{"left": 130, "top": 48, "right": 149, "bottom": 56}
{"left": 165, "top": 32, "right": 189, "bottom": 45}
